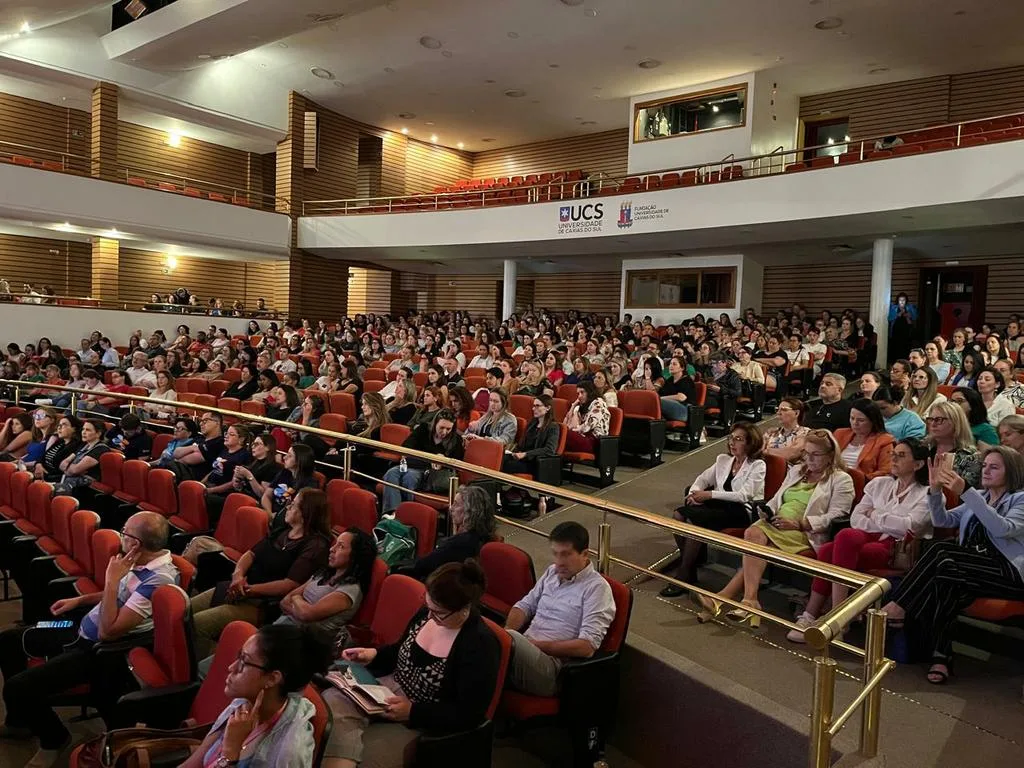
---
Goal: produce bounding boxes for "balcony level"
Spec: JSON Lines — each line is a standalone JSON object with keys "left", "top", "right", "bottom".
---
{"left": 298, "top": 116, "right": 1024, "bottom": 258}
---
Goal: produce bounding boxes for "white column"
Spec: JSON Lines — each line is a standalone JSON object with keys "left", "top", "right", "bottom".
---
{"left": 870, "top": 237, "right": 894, "bottom": 367}
{"left": 502, "top": 259, "right": 517, "bottom": 321}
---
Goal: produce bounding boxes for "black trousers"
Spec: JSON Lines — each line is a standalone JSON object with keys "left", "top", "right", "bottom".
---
{"left": 671, "top": 500, "right": 751, "bottom": 581}
{"left": 891, "top": 539, "right": 1024, "bottom": 657}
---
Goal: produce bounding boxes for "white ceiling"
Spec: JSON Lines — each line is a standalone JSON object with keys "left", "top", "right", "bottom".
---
{"left": 1, "top": 0, "right": 1024, "bottom": 153}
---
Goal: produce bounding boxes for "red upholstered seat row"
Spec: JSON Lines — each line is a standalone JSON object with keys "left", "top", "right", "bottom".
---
{"left": 125, "top": 175, "right": 259, "bottom": 207}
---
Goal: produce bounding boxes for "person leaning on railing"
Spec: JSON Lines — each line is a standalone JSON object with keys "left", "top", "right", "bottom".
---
{"left": 788, "top": 437, "right": 932, "bottom": 643}
{"left": 881, "top": 446, "right": 1024, "bottom": 685}
{"left": 694, "top": 429, "right": 855, "bottom": 625}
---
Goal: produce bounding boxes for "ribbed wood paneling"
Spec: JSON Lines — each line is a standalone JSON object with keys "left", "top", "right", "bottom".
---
{"left": 428, "top": 275, "right": 499, "bottom": 320}
{"left": 515, "top": 278, "right": 535, "bottom": 314}
{"left": 92, "top": 83, "right": 119, "bottom": 181}
{"left": 357, "top": 137, "right": 382, "bottom": 198}
{"left": 800, "top": 77, "right": 950, "bottom": 139}
{"left": 260, "top": 152, "right": 277, "bottom": 209}
{"left": 300, "top": 96, "right": 359, "bottom": 203}
{"left": 532, "top": 272, "right": 620, "bottom": 316}
{"left": 472, "top": 129, "right": 629, "bottom": 181}
{"left": 355, "top": 123, "right": 408, "bottom": 198}
{"left": 118, "top": 248, "right": 277, "bottom": 310}
{"left": 948, "top": 66, "right": 1024, "bottom": 122}
{"left": 91, "top": 238, "right": 119, "bottom": 300}
{"left": 890, "top": 253, "right": 1024, "bottom": 323}
{"left": 762, "top": 262, "right": 872, "bottom": 315}
{"left": 392, "top": 271, "right": 429, "bottom": 315}
{"left": 405, "top": 140, "right": 473, "bottom": 195}
{"left": 117, "top": 121, "right": 253, "bottom": 196}
{"left": 0, "top": 93, "right": 89, "bottom": 173}
{"left": 297, "top": 252, "right": 348, "bottom": 322}
{"left": 0, "top": 234, "right": 90, "bottom": 296}
{"left": 347, "top": 268, "right": 392, "bottom": 314}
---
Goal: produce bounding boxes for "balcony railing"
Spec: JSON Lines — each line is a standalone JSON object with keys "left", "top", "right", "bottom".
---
{"left": 302, "top": 109, "right": 1024, "bottom": 216}
{"left": 0, "top": 380, "right": 896, "bottom": 767}
{"left": 0, "top": 290, "right": 283, "bottom": 319}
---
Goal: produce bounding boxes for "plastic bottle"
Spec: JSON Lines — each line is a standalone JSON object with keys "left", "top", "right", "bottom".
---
{"left": 399, "top": 456, "right": 408, "bottom": 474}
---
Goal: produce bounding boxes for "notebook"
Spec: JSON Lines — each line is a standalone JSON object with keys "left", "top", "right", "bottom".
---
{"left": 324, "top": 662, "right": 395, "bottom": 715}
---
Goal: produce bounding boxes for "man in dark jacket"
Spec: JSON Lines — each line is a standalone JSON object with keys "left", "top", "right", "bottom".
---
{"left": 704, "top": 353, "right": 741, "bottom": 416}
{"left": 381, "top": 410, "right": 463, "bottom": 513}
{"left": 104, "top": 414, "right": 153, "bottom": 460}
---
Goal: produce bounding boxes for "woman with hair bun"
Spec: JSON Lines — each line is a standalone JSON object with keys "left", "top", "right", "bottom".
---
{"left": 323, "top": 559, "right": 501, "bottom": 768}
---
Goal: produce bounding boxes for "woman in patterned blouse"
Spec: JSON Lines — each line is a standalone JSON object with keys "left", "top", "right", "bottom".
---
{"left": 564, "top": 380, "right": 611, "bottom": 454}
{"left": 763, "top": 397, "right": 810, "bottom": 464}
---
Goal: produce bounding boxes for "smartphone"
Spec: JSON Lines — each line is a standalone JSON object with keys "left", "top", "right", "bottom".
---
{"left": 36, "top": 620, "right": 74, "bottom": 629}
{"left": 939, "top": 452, "right": 955, "bottom": 474}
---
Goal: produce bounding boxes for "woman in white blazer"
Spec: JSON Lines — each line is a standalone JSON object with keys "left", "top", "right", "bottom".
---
{"left": 787, "top": 436, "right": 932, "bottom": 643}
{"left": 660, "top": 423, "right": 767, "bottom": 598}
{"left": 694, "top": 429, "right": 855, "bottom": 624}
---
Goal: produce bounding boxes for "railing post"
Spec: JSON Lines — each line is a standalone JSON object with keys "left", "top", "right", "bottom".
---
{"left": 860, "top": 608, "right": 887, "bottom": 757}
{"left": 128, "top": 397, "right": 136, "bottom": 415}
{"left": 70, "top": 393, "right": 77, "bottom": 414}
{"left": 13, "top": 385, "right": 19, "bottom": 407}
{"left": 446, "top": 475, "right": 460, "bottom": 537}
{"left": 597, "top": 522, "right": 611, "bottom": 575}
{"left": 809, "top": 655, "right": 837, "bottom": 768}
{"left": 342, "top": 445, "right": 352, "bottom": 482}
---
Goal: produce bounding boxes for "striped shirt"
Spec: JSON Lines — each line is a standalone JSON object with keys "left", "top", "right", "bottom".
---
{"left": 78, "top": 551, "right": 178, "bottom": 642}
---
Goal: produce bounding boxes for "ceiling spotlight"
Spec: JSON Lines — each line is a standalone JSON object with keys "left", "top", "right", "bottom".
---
{"left": 457, "top": 142, "right": 464, "bottom": 149}
{"left": 419, "top": 36, "right": 442, "bottom": 49}
{"left": 430, "top": 135, "right": 438, "bottom": 142}
{"left": 400, "top": 127, "right": 409, "bottom": 134}
{"left": 166, "top": 131, "right": 182, "bottom": 148}
{"left": 637, "top": 58, "right": 662, "bottom": 69}
{"left": 481, "top": 138, "right": 495, "bottom": 143}
{"left": 398, "top": 111, "right": 416, "bottom": 119}
{"left": 504, "top": 88, "right": 526, "bottom": 98}
{"left": 584, "top": 8, "right": 598, "bottom": 17}
{"left": 197, "top": 53, "right": 211, "bottom": 60}
{"left": 425, "top": 120, "right": 436, "bottom": 126}
{"left": 19, "top": 21, "right": 31, "bottom": 33}
{"left": 311, "top": 67, "right": 334, "bottom": 79}
{"left": 711, "top": 104, "right": 720, "bottom": 112}
{"left": 441, "top": 50, "right": 453, "bottom": 58}
{"left": 814, "top": 17, "right": 843, "bottom": 30}
{"left": 507, "top": 31, "right": 519, "bottom": 39}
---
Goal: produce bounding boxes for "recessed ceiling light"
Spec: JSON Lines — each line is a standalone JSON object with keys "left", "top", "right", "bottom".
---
{"left": 430, "top": 135, "right": 438, "bottom": 142}
{"left": 384, "top": 66, "right": 395, "bottom": 74}
{"left": 504, "top": 88, "right": 526, "bottom": 98}
{"left": 425, "top": 120, "right": 436, "bottom": 126}
{"left": 419, "top": 35, "right": 442, "bottom": 49}
{"left": 441, "top": 50, "right": 453, "bottom": 58}
{"left": 814, "top": 17, "right": 843, "bottom": 30}
{"left": 507, "top": 31, "right": 519, "bottom": 39}
{"left": 868, "top": 66, "right": 889, "bottom": 74}
{"left": 581, "top": 120, "right": 596, "bottom": 125}
{"left": 197, "top": 53, "right": 211, "bottom": 60}
{"left": 308, "top": 13, "right": 344, "bottom": 23}
{"left": 484, "top": 79, "right": 496, "bottom": 84}
{"left": 549, "top": 63, "right": 559, "bottom": 68}
{"left": 481, "top": 138, "right": 495, "bottom": 142}
{"left": 457, "top": 142, "right": 464, "bottom": 149}
{"left": 712, "top": 104, "right": 720, "bottom": 112}
{"left": 584, "top": 8, "right": 598, "bottom": 17}
{"left": 19, "top": 21, "right": 30, "bottom": 34}
{"left": 637, "top": 58, "right": 661, "bottom": 69}
{"left": 333, "top": 81, "right": 345, "bottom": 87}
{"left": 398, "top": 112, "right": 416, "bottom": 119}
{"left": 310, "top": 67, "right": 334, "bottom": 79}
{"left": 400, "top": 127, "right": 409, "bottom": 134}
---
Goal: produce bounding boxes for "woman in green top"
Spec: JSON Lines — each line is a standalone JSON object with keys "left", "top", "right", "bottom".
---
{"left": 694, "top": 429, "right": 855, "bottom": 625}
{"left": 297, "top": 358, "right": 317, "bottom": 389}
{"left": 950, "top": 387, "right": 1000, "bottom": 447}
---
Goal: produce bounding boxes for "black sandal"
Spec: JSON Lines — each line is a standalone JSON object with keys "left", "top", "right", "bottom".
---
{"left": 926, "top": 658, "right": 953, "bottom": 685}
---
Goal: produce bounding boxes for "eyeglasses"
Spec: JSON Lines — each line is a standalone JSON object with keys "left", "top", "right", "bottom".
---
{"left": 924, "top": 416, "right": 948, "bottom": 424}
{"left": 802, "top": 451, "right": 829, "bottom": 459}
{"left": 425, "top": 596, "right": 456, "bottom": 623}
{"left": 233, "top": 651, "right": 269, "bottom": 672}
{"left": 950, "top": 397, "right": 967, "bottom": 404}
{"left": 776, "top": 405, "right": 794, "bottom": 412}
{"left": 727, "top": 435, "right": 747, "bottom": 443}
{"left": 119, "top": 529, "right": 142, "bottom": 544}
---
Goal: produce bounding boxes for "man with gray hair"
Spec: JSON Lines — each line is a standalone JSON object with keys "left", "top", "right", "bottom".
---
{"left": 809, "top": 373, "right": 853, "bottom": 431}
{"left": 0, "top": 511, "right": 178, "bottom": 766}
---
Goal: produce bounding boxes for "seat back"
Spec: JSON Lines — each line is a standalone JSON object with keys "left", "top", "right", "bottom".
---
{"left": 0, "top": 461, "right": 16, "bottom": 506}
{"left": 763, "top": 453, "right": 788, "bottom": 500}
{"left": 619, "top": 390, "right": 661, "bottom": 419}
{"left": 394, "top": 502, "right": 438, "bottom": 557}
{"left": 146, "top": 469, "right": 178, "bottom": 516}
{"left": 241, "top": 401, "right": 266, "bottom": 417}
{"left": 69, "top": 510, "right": 100, "bottom": 574}
{"left": 9, "top": 471, "right": 32, "bottom": 517}
{"left": 121, "top": 460, "right": 150, "bottom": 499}
{"left": 555, "top": 384, "right": 578, "bottom": 403}
{"left": 336, "top": 488, "right": 378, "bottom": 535}
{"left": 378, "top": 423, "right": 411, "bottom": 448}
{"left": 319, "top": 413, "right": 348, "bottom": 442}
{"left": 481, "top": 618, "right": 513, "bottom": 719}
{"left": 847, "top": 468, "right": 867, "bottom": 506}
{"left": 171, "top": 554, "right": 196, "bottom": 591}
{"left": 189, "top": 621, "right": 258, "bottom": 725}
{"left": 302, "top": 683, "right": 332, "bottom": 768}
{"left": 133, "top": 584, "right": 193, "bottom": 688}
{"left": 175, "top": 480, "right": 209, "bottom": 531}
{"left": 150, "top": 433, "right": 172, "bottom": 461}
{"left": 92, "top": 529, "right": 123, "bottom": 588}
{"left": 215, "top": 505, "right": 269, "bottom": 559}
{"left": 552, "top": 398, "right": 570, "bottom": 423}
{"left": 326, "top": 478, "right": 359, "bottom": 513}
{"left": 371, "top": 574, "right": 427, "bottom": 646}
{"left": 349, "top": 558, "right": 388, "bottom": 632}
{"left": 509, "top": 394, "right": 534, "bottom": 421}
{"left": 600, "top": 576, "right": 634, "bottom": 653}
{"left": 26, "top": 480, "right": 53, "bottom": 530}
{"left": 460, "top": 438, "right": 504, "bottom": 484}
{"left": 607, "top": 406, "right": 624, "bottom": 437}
{"left": 479, "top": 542, "right": 536, "bottom": 617}
{"left": 329, "top": 392, "right": 357, "bottom": 421}
{"left": 49, "top": 496, "right": 79, "bottom": 553}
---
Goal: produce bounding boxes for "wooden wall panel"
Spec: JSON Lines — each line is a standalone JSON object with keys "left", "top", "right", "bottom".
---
{"left": 357, "top": 137, "right": 382, "bottom": 198}
{"left": 428, "top": 275, "right": 499, "bottom": 320}
{"left": 300, "top": 97, "right": 359, "bottom": 203}
{"left": 472, "top": 129, "right": 629, "bottom": 181}
{"left": 762, "top": 262, "right": 872, "bottom": 315}
{"left": 0, "top": 234, "right": 90, "bottom": 297}
{"left": 117, "top": 249, "right": 278, "bottom": 310}
{"left": 347, "top": 268, "right": 392, "bottom": 314}
{"left": 404, "top": 140, "right": 473, "bottom": 194}
{"left": 948, "top": 66, "right": 1024, "bottom": 122}
{"left": 800, "top": 77, "right": 950, "bottom": 140}
{"left": 0, "top": 92, "right": 90, "bottom": 173}
{"left": 296, "top": 253, "right": 348, "bottom": 322}
{"left": 532, "top": 272, "right": 621, "bottom": 317}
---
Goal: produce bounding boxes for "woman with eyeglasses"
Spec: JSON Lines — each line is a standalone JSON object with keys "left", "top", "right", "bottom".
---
{"left": 660, "top": 424, "right": 767, "bottom": 599}
{"left": 788, "top": 438, "right": 932, "bottom": 643}
{"left": 925, "top": 401, "right": 982, "bottom": 489}
{"left": 191, "top": 487, "right": 331, "bottom": 659}
{"left": 179, "top": 624, "right": 330, "bottom": 768}
{"left": 834, "top": 398, "right": 895, "bottom": 480}
{"left": 231, "top": 432, "right": 282, "bottom": 502}
{"left": 694, "top": 430, "right": 854, "bottom": 624}
{"left": 323, "top": 560, "right": 500, "bottom": 768}
{"left": 53, "top": 418, "right": 111, "bottom": 497}
{"left": 33, "top": 414, "right": 82, "bottom": 483}
{"left": 502, "top": 394, "right": 559, "bottom": 476}
{"left": 881, "top": 446, "right": 1024, "bottom": 684}
{"left": 902, "top": 366, "right": 946, "bottom": 418}
{"left": 150, "top": 417, "right": 198, "bottom": 468}
{"left": 950, "top": 387, "right": 1000, "bottom": 447}
{"left": 762, "top": 397, "right": 810, "bottom": 463}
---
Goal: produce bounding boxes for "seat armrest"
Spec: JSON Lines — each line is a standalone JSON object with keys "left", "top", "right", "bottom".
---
{"left": 560, "top": 651, "right": 622, "bottom": 730}
{"left": 534, "top": 456, "right": 563, "bottom": 487}
{"left": 94, "top": 630, "right": 155, "bottom": 656}
{"left": 115, "top": 682, "right": 202, "bottom": 730}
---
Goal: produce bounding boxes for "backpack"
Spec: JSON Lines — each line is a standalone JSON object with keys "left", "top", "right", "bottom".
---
{"left": 373, "top": 516, "right": 418, "bottom": 566}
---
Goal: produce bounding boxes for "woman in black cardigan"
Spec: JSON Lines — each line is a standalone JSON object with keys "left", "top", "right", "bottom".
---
{"left": 501, "top": 393, "right": 559, "bottom": 475}
{"left": 323, "top": 560, "right": 500, "bottom": 767}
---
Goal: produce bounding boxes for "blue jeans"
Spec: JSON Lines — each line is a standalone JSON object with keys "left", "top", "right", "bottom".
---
{"left": 660, "top": 397, "right": 688, "bottom": 421}
{"left": 382, "top": 466, "right": 424, "bottom": 513}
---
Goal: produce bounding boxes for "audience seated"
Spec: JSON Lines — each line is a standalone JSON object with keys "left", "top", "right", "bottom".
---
{"left": 833, "top": 398, "right": 894, "bottom": 480}
{"left": 564, "top": 381, "right": 611, "bottom": 454}
{"left": 924, "top": 401, "right": 982, "bottom": 489}
{"left": 381, "top": 409, "right": 462, "bottom": 513}
{"left": 406, "top": 485, "right": 497, "bottom": 581}
{"left": 808, "top": 374, "right": 853, "bottom": 431}
{"left": 875, "top": 386, "right": 927, "bottom": 440}
{"left": 1001, "top": 414, "right": 1024, "bottom": 453}
{"left": 763, "top": 397, "right": 809, "bottom": 463}
{"left": 501, "top": 394, "right": 559, "bottom": 475}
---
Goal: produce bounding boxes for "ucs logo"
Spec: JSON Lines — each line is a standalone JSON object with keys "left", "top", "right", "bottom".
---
{"left": 558, "top": 203, "right": 604, "bottom": 222}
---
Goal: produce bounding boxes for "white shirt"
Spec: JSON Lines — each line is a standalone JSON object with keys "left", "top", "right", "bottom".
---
{"left": 850, "top": 476, "right": 931, "bottom": 540}
{"left": 987, "top": 393, "right": 1016, "bottom": 427}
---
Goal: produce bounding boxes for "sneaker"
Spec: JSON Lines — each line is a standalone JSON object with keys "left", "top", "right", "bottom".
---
{"left": 786, "top": 611, "right": 815, "bottom": 644}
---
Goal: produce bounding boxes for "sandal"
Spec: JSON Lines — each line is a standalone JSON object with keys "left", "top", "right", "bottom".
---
{"left": 926, "top": 658, "right": 953, "bottom": 685}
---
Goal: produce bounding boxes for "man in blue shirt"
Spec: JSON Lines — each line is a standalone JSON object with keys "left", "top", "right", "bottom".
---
{"left": 875, "top": 387, "right": 926, "bottom": 440}
{"left": 0, "top": 511, "right": 177, "bottom": 767}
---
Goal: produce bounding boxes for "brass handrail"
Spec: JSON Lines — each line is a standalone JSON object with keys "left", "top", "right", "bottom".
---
{"left": 1, "top": 380, "right": 890, "bottom": 766}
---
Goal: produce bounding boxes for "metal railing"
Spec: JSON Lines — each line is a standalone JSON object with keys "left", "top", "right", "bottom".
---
{"left": 0, "top": 379, "right": 893, "bottom": 766}
{"left": 0, "top": 291, "right": 283, "bottom": 319}
{"left": 0, "top": 139, "right": 90, "bottom": 174}
{"left": 302, "top": 107, "right": 1024, "bottom": 216}
{"left": 122, "top": 166, "right": 288, "bottom": 211}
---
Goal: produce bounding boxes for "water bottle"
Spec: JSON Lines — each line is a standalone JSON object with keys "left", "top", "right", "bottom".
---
{"left": 399, "top": 456, "right": 408, "bottom": 474}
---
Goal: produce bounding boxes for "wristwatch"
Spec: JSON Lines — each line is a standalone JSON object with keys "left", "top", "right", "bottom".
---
{"left": 214, "top": 758, "right": 239, "bottom": 767}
